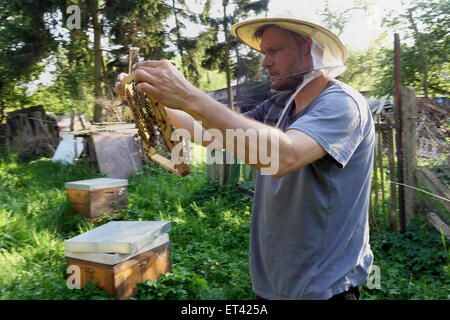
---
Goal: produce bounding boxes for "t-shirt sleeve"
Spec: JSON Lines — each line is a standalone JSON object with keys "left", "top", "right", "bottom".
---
{"left": 287, "top": 92, "right": 363, "bottom": 168}
{"left": 243, "top": 98, "right": 271, "bottom": 122}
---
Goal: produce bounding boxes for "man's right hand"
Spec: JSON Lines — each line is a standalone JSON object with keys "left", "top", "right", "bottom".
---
{"left": 114, "top": 72, "right": 128, "bottom": 102}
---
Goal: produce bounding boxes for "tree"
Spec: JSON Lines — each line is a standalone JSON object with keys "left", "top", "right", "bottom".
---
{"left": 88, "top": 0, "right": 106, "bottom": 122}
{"left": 338, "top": 36, "right": 388, "bottom": 93}
{"left": 0, "top": 0, "right": 177, "bottom": 121}
{"left": 318, "top": 0, "right": 372, "bottom": 37}
{"left": 381, "top": 0, "right": 450, "bottom": 97}
{"left": 201, "top": 0, "right": 269, "bottom": 111}
{"left": 168, "top": 0, "right": 202, "bottom": 85}
{"left": 104, "top": 0, "right": 173, "bottom": 71}
{"left": 0, "top": 0, "right": 62, "bottom": 121}
{"left": 60, "top": 0, "right": 92, "bottom": 103}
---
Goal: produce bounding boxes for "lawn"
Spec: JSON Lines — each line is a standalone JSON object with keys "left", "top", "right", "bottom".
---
{"left": 0, "top": 147, "right": 448, "bottom": 300}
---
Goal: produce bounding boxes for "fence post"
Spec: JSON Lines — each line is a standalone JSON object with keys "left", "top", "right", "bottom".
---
{"left": 400, "top": 86, "right": 418, "bottom": 227}
{"left": 394, "top": 33, "right": 406, "bottom": 233}
{"left": 206, "top": 149, "right": 241, "bottom": 185}
{"left": 372, "top": 126, "right": 379, "bottom": 229}
{"left": 377, "top": 114, "right": 386, "bottom": 216}
{"left": 385, "top": 114, "right": 398, "bottom": 232}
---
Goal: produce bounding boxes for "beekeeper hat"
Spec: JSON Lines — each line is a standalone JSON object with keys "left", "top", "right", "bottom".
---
{"left": 231, "top": 18, "right": 348, "bottom": 78}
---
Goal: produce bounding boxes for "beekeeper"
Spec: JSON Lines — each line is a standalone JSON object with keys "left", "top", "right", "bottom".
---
{"left": 125, "top": 17, "right": 375, "bottom": 300}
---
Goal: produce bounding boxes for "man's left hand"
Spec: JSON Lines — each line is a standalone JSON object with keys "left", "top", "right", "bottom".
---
{"left": 132, "top": 60, "right": 201, "bottom": 112}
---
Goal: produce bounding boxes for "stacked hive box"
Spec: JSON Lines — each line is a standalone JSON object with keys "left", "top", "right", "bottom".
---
{"left": 65, "top": 221, "right": 171, "bottom": 300}
{"left": 65, "top": 178, "right": 128, "bottom": 218}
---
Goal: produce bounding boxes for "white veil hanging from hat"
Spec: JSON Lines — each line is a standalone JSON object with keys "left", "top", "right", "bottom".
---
{"left": 310, "top": 29, "right": 347, "bottom": 79}
{"left": 275, "top": 29, "right": 347, "bottom": 128}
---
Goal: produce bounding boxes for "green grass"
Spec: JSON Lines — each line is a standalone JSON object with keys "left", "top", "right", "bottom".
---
{"left": 362, "top": 217, "right": 450, "bottom": 299}
{"left": 0, "top": 147, "right": 448, "bottom": 300}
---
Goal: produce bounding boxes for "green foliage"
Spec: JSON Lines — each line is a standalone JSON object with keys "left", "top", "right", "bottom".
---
{"left": 136, "top": 268, "right": 209, "bottom": 300}
{"left": 314, "top": 0, "right": 449, "bottom": 98}
{"left": 362, "top": 217, "right": 449, "bottom": 299}
{"left": 0, "top": 147, "right": 254, "bottom": 300}
{"left": 1, "top": 0, "right": 449, "bottom": 124}
{"left": 104, "top": 0, "right": 173, "bottom": 62}
{"left": 379, "top": 0, "right": 450, "bottom": 97}
{"left": 124, "top": 158, "right": 253, "bottom": 299}
{"left": 318, "top": 0, "right": 372, "bottom": 37}
{"left": 26, "top": 56, "right": 96, "bottom": 116}
{"left": 338, "top": 37, "right": 389, "bottom": 93}
{"left": 416, "top": 156, "right": 449, "bottom": 223}
{"left": 0, "top": 146, "right": 448, "bottom": 300}
{"left": 201, "top": 0, "right": 269, "bottom": 83}
{"left": 0, "top": 0, "right": 62, "bottom": 119}
{"left": 419, "top": 155, "right": 449, "bottom": 188}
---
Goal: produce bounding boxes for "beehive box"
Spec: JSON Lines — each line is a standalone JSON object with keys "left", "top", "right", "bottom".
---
{"left": 65, "top": 178, "right": 128, "bottom": 218}
{"left": 65, "top": 221, "right": 171, "bottom": 300}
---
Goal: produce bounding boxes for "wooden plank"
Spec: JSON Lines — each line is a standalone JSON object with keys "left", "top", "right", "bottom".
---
{"left": 64, "top": 221, "right": 171, "bottom": 254}
{"left": 114, "top": 244, "right": 170, "bottom": 300}
{"left": 385, "top": 114, "right": 398, "bottom": 232}
{"left": 377, "top": 114, "right": 387, "bottom": 216}
{"left": 65, "top": 233, "right": 169, "bottom": 265}
{"left": 89, "top": 186, "right": 128, "bottom": 218}
{"left": 372, "top": 129, "right": 379, "bottom": 230}
{"left": 66, "top": 188, "right": 90, "bottom": 217}
{"left": 417, "top": 167, "right": 450, "bottom": 212}
{"left": 66, "top": 257, "right": 115, "bottom": 297}
{"left": 394, "top": 34, "right": 406, "bottom": 233}
{"left": 400, "top": 87, "right": 418, "bottom": 227}
{"left": 425, "top": 212, "right": 450, "bottom": 239}
{"left": 149, "top": 153, "right": 183, "bottom": 178}
{"left": 375, "top": 123, "right": 397, "bottom": 130}
{"left": 6, "top": 106, "right": 59, "bottom": 154}
{"left": 92, "top": 133, "right": 143, "bottom": 179}
{"left": 56, "top": 115, "right": 91, "bottom": 139}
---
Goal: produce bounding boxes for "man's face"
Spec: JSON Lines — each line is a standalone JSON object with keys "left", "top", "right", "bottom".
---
{"left": 260, "top": 26, "right": 311, "bottom": 91}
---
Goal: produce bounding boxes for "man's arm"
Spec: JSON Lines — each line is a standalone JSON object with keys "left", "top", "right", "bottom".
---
{"left": 176, "top": 89, "right": 326, "bottom": 177}
{"left": 164, "top": 108, "right": 217, "bottom": 149}
{"left": 132, "top": 60, "right": 327, "bottom": 177}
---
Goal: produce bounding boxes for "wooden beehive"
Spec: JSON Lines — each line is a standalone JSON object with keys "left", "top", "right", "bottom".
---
{"left": 65, "top": 178, "right": 128, "bottom": 218}
{"left": 65, "top": 221, "right": 171, "bottom": 300}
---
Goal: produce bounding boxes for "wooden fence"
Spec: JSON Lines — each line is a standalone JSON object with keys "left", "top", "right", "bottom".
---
{"left": 371, "top": 86, "right": 449, "bottom": 235}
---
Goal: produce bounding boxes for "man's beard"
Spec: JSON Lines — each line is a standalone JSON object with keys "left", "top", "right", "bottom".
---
{"left": 271, "top": 72, "right": 305, "bottom": 91}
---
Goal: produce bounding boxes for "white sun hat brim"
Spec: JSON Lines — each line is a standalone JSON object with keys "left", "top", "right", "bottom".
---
{"left": 231, "top": 17, "right": 348, "bottom": 64}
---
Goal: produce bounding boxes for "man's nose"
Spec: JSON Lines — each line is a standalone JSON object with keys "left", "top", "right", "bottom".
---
{"left": 261, "top": 55, "right": 272, "bottom": 68}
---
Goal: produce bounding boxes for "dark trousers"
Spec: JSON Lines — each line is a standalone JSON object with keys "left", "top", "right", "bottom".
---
{"left": 328, "top": 285, "right": 361, "bottom": 300}
{"left": 255, "top": 285, "right": 362, "bottom": 300}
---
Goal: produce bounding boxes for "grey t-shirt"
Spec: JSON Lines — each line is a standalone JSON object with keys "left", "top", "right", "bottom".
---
{"left": 244, "top": 79, "right": 374, "bottom": 300}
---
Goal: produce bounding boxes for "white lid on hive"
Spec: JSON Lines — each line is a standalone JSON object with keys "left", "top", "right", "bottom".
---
{"left": 65, "top": 233, "right": 170, "bottom": 265}
{"left": 65, "top": 178, "right": 128, "bottom": 191}
{"left": 64, "top": 221, "right": 171, "bottom": 254}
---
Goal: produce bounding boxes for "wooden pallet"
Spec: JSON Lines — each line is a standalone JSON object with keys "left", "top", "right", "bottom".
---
{"left": 121, "top": 48, "right": 190, "bottom": 177}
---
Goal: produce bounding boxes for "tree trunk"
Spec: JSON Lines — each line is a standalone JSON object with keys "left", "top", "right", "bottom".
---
{"left": 89, "top": 0, "right": 104, "bottom": 122}
{"left": 101, "top": 52, "right": 115, "bottom": 100}
{"left": 222, "top": 0, "right": 234, "bottom": 112}
{"left": 172, "top": 0, "right": 187, "bottom": 76}
{"left": 0, "top": 98, "right": 5, "bottom": 124}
